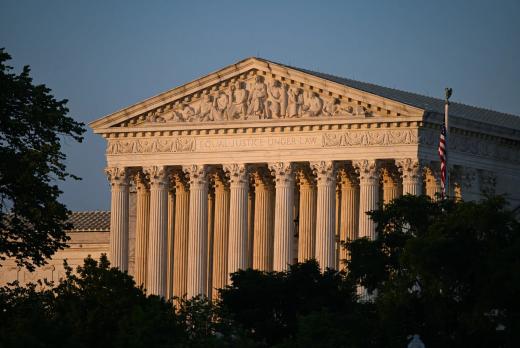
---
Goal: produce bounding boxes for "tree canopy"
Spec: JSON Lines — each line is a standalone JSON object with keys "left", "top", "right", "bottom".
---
{"left": 0, "top": 48, "right": 85, "bottom": 270}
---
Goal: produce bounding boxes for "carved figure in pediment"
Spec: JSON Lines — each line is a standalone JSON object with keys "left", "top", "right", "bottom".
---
{"left": 287, "top": 87, "right": 303, "bottom": 118}
{"left": 323, "top": 98, "right": 341, "bottom": 117}
{"left": 181, "top": 103, "right": 196, "bottom": 122}
{"left": 228, "top": 81, "right": 248, "bottom": 120}
{"left": 149, "top": 110, "right": 166, "bottom": 123}
{"left": 267, "top": 80, "right": 285, "bottom": 119}
{"left": 303, "top": 91, "right": 323, "bottom": 117}
{"left": 247, "top": 75, "right": 268, "bottom": 118}
{"left": 354, "top": 105, "right": 372, "bottom": 117}
{"left": 198, "top": 93, "right": 214, "bottom": 122}
{"left": 212, "top": 91, "right": 229, "bottom": 121}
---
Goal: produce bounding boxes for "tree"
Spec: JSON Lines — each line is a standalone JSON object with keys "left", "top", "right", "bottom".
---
{"left": 0, "top": 255, "right": 186, "bottom": 348}
{"left": 346, "top": 195, "right": 520, "bottom": 347}
{"left": 0, "top": 48, "right": 85, "bottom": 270}
{"left": 218, "top": 260, "right": 359, "bottom": 346}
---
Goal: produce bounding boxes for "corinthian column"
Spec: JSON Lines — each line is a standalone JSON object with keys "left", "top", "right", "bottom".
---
{"left": 353, "top": 160, "right": 380, "bottom": 240}
{"left": 252, "top": 169, "right": 275, "bottom": 271}
{"left": 211, "top": 172, "right": 230, "bottom": 298}
{"left": 206, "top": 187, "right": 215, "bottom": 298}
{"left": 166, "top": 185, "right": 175, "bottom": 299}
{"left": 143, "top": 165, "right": 169, "bottom": 297}
{"left": 296, "top": 168, "right": 316, "bottom": 262}
{"left": 133, "top": 171, "right": 150, "bottom": 287}
{"left": 311, "top": 161, "right": 337, "bottom": 270}
{"left": 247, "top": 188, "right": 255, "bottom": 269}
{"left": 173, "top": 173, "right": 189, "bottom": 298}
{"left": 184, "top": 164, "right": 209, "bottom": 298}
{"left": 381, "top": 168, "right": 401, "bottom": 204}
{"left": 396, "top": 158, "right": 423, "bottom": 195}
{"left": 424, "top": 167, "right": 442, "bottom": 200}
{"left": 338, "top": 167, "right": 359, "bottom": 265}
{"left": 269, "top": 162, "right": 295, "bottom": 271}
{"left": 224, "top": 164, "right": 249, "bottom": 278}
{"left": 105, "top": 167, "right": 129, "bottom": 271}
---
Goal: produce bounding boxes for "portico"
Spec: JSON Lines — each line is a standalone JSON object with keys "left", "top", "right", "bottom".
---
{"left": 90, "top": 57, "right": 515, "bottom": 298}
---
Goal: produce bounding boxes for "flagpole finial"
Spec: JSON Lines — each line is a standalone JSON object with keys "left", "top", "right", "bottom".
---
{"left": 445, "top": 87, "right": 453, "bottom": 103}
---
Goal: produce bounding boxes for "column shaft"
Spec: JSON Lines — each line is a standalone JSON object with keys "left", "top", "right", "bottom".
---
{"left": 173, "top": 176, "right": 190, "bottom": 298}
{"left": 185, "top": 165, "right": 209, "bottom": 298}
{"left": 297, "top": 171, "right": 316, "bottom": 262}
{"left": 247, "top": 190, "right": 255, "bottom": 268}
{"left": 311, "top": 161, "right": 336, "bottom": 270}
{"left": 212, "top": 174, "right": 230, "bottom": 299}
{"left": 339, "top": 169, "right": 359, "bottom": 265}
{"left": 354, "top": 160, "right": 380, "bottom": 240}
{"left": 106, "top": 167, "right": 129, "bottom": 271}
{"left": 166, "top": 188, "right": 176, "bottom": 299}
{"left": 206, "top": 190, "right": 215, "bottom": 298}
{"left": 269, "top": 162, "right": 295, "bottom": 272}
{"left": 134, "top": 172, "right": 150, "bottom": 287}
{"left": 253, "top": 172, "right": 275, "bottom": 271}
{"left": 225, "top": 164, "right": 249, "bottom": 278}
{"left": 145, "top": 166, "right": 169, "bottom": 297}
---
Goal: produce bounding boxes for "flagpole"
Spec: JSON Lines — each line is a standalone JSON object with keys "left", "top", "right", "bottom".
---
{"left": 444, "top": 87, "right": 452, "bottom": 197}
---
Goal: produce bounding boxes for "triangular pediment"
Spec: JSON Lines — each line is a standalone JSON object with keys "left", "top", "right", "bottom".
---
{"left": 89, "top": 57, "right": 425, "bottom": 132}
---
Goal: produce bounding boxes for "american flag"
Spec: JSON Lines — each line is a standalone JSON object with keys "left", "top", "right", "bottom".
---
{"left": 438, "top": 124, "right": 447, "bottom": 197}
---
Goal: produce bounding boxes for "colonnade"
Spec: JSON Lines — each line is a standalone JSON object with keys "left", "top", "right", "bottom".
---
{"left": 105, "top": 158, "right": 440, "bottom": 298}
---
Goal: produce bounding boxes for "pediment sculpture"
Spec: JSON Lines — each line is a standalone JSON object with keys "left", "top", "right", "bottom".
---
{"left": 135, "top": 74, "right": 373, "bottom": 126}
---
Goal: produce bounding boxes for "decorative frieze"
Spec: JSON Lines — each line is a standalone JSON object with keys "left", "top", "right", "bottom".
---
{"left": 322, "top": 129, "right": 418, "bottom": 147}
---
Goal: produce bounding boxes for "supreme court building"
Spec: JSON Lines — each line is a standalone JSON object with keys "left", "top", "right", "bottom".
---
{"left": 3, "top": 58, "right": 519, "bottom": 296}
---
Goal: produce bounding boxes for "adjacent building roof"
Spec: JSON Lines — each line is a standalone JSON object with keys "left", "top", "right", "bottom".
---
{"left": 67, "top": 211, "right": 110, "bottom": 232}
{"left": 258, "top": 58, "right": 520, "bottom": 130}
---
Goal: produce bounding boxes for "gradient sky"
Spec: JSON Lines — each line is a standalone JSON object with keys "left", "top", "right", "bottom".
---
{"left": 1, "top": 0, "right": 519, "bottom": 211}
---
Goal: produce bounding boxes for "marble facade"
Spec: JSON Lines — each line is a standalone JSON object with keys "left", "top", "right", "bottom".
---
{"left": 3, "top": 57, "right": 519, "bottom": 295}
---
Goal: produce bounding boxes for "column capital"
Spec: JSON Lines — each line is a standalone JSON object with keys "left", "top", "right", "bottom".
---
{"left": 268, "top": 162, "right": 294, "bottom": 184}
{"left": 381, "top": 167, "right": 400, "bottom": 187}
{"left": 212, "top": 169, "right": 229, "bottom": 191}
{"left": 395, "top": 158, "right": 422, "bottom": 181}
{"left": 337, "top": 166, "right": 359, "bottom": 187}
{"left": 352, "top": 160, "right": 380, "bottom": 182}
{"left": 143, "top": 165, "right": 169, "bottom": 187}
{"left": 251, "top": 167, "right": 274, "bottom": 189}
{"left": 105, "top": 166, "right": 130, "bottom": 186}
{"left": 223, "top": 163, "right": 249, "bottom": 186}
{"left": 310, "top": 161, "right": 336, "bottom": 184}
{"left": 183, "top": 164, "right": 208, "bottom": 187}
{"left": 296, "top": 166, "right": 315, "bottom": 188}
{"left": 133, "top": 170, "right": 150, "bottom": 191}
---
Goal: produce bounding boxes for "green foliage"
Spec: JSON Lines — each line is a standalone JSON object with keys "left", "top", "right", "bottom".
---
{"left": 346, "top": 195, "right": 520, "bottom": 347}
{"left": 0, "top": 48, "right": 85, "bottom": 270}
{"left": 219, "top": 259, "right": 358, "bottom": 346}
{"left": 0, "top": 255, "right": 184, "bottom": 348}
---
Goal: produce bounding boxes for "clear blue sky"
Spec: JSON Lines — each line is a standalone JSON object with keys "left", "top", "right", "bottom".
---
{"left": 1, "top": 0, "right": 519, "bottom": 211}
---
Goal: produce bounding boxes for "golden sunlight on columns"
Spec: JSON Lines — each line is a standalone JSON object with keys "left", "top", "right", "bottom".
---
{"left": 184, "top": 164, "right": 209, "bottom": 298}
{"left": 338, "top": 168, "right": 359, "bottom": 267}
{"left": 133, "top": 171, "right": 150, "bottom": 288}
{"left": 269, "top": 162, "right": 295, "bottom": 272}
{"left": 396, "top": 158, "right": 423, "bottom": 196}
{"left": 381, "top": 168, "right": 401, "bottom": 204}
{"left": 143, "top": 165, "right": 169, "bottom": 297}
{"left": 105, "top": 167, "right": 130, "bottom": 271}
{"left": 424, "top": 167, "right": 442, "bottom": 200}
{"left": 353, "top": 160, "right": 380, "bottom": 240}
{"left": 172, "top": 174, "right": 189, "bottom": 298}
{"left": 206, "top": 187, "right": 215, "bottom": 298}
{"left": 211, "top": 172, "right": 230, "bottom": 299}
{"left": 296, "top": 168, "right": 316, "bottom": 262}
{"left": 311, "top": 161, "right": 337, "bottom": 270}
{"left": 224, "top": 164, "right": 249, "bottom": 279}
{"left": 252, "top": 169, "right": 275, "bottom": 271}
{"left": 247, "top": 188, "right": 255, "bottom": 269}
